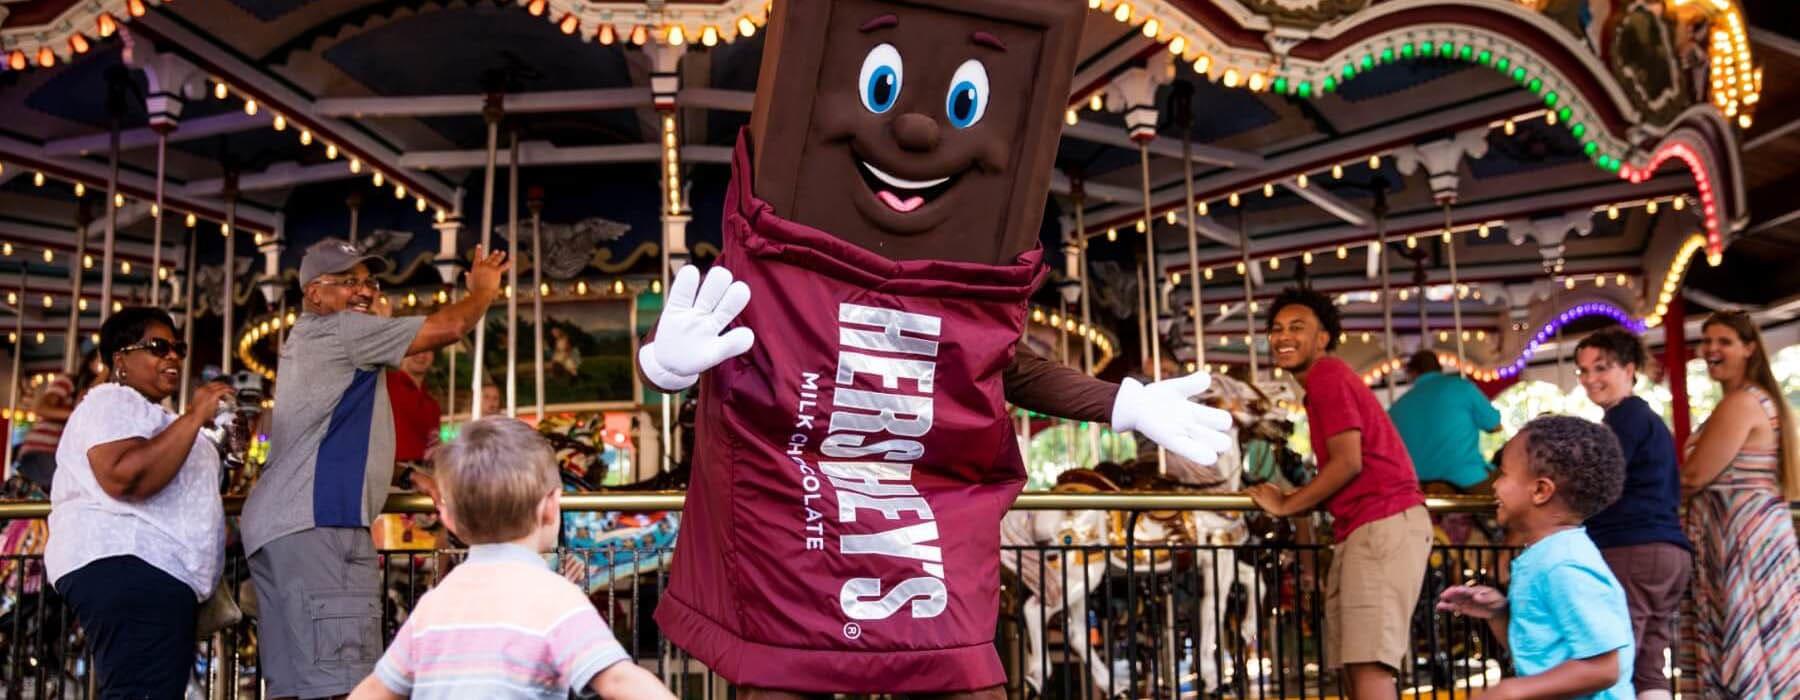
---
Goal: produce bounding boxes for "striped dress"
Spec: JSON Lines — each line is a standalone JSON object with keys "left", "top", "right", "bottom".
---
{"left": 1683, "top": 386, "right": 1800, "bottom": 698}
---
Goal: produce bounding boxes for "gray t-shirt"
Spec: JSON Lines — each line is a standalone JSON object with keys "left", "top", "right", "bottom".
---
{"left": 241, "top": 311, "right": 426, "bottom": 554}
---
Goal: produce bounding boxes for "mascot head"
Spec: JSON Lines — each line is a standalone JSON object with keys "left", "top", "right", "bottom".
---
{"left": 750, "top": 0, "right": 1086, "bottom": 265}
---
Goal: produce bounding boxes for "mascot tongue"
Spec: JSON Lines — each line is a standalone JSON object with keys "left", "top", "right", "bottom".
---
{"left": 876, "top": 189, "right": 925, "bottom": 212}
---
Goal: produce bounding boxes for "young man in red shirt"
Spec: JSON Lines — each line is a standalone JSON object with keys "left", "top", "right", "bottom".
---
{"left": 1247, "top": 287, "right": 1431, "bottom": 699}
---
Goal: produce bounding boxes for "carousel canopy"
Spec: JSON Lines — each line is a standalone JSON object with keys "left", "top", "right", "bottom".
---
{"left": 0, "top": 0, "right": 1796, "bottom": 382}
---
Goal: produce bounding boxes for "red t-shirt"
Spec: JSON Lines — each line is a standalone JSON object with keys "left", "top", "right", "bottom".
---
{"left": 652, "top": 133, "right": 1044, "bottom": 693}
{"left": 1302, "top": 356, "right": 1424, "bottom": 541}
{"left": 386, "top": 370, "right": 440, "bottom": 464}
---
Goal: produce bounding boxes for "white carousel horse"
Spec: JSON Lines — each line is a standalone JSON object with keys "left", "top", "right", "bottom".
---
{"left": 1002, "top": 497, "right": 1112, "bottom": 694}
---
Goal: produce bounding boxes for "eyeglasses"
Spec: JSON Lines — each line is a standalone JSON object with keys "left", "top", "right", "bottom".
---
{"left": 314, "top": 276, "right": 381, "bottom": 292}
{"left": 118, "top": 338, "right": 189, "bottom": 360}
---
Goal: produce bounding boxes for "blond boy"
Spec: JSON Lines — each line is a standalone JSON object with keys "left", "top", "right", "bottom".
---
{"left": 350, "top": 418, "right": 672, "bottom": 699}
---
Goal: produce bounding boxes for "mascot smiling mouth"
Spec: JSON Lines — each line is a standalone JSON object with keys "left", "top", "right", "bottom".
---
{"left": 856, "top": 158, "right": 961, "bottom": 213}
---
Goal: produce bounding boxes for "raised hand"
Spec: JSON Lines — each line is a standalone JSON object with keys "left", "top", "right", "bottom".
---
{"left": 465, "top": 246, "right": 510, "bottom": 297}
{"left": 1110, "top": 371, "right": 1235, "bottom": 466}
{"left": 638, "top": 265, "right": 755, "bottom": 392}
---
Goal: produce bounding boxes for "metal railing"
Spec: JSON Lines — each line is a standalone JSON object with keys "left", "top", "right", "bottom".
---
{"left": 0, "top": 493, "right": 1759, "bottom": 699}
{"left": 0, "top": 491, "right": 1505, "bottom": 519}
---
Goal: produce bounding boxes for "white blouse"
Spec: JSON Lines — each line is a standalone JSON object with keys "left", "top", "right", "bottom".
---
{"left": 46, "top": 383, "right": 225, "bottom": 599}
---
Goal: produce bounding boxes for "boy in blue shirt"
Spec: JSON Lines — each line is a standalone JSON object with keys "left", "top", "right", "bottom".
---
{"left": 1438, "top": 415, "right": 1635, "bottom": 699}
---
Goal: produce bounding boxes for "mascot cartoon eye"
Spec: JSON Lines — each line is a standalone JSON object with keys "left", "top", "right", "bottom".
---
{"left": 945, "top": 59, "right": 990, "bottom": 128}
{"left": 859, "top": 43, "right": 904, "bottom": 114}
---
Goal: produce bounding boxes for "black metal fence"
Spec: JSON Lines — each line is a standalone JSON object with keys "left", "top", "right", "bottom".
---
{"left": 3, "top": 540, "right": 1530, "bottom": 699}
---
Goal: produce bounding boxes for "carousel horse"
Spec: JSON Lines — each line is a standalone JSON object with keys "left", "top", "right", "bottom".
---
{"left": 1003, "top": 373, "right": 1299, "bottom": 695}
{"left": 538, "top": 413, "right": 681, "bottom": 593}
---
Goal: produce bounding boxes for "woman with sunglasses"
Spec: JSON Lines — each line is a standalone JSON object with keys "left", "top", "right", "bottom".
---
{"left": 45, "top": 307, "right": 236, "bottom": 698}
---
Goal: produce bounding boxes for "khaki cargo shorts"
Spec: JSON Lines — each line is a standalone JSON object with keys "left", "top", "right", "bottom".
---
{"left": 1324, "top": 505, "right": 1433, "bottom": 671}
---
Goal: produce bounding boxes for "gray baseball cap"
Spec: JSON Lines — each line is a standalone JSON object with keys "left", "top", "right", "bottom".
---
{"left": 299, "top": 237, "right": 389, "bottom": 286}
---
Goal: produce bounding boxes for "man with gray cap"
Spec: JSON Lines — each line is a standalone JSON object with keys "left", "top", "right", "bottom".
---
{"left": 242, "top": 238, "right": 507, "bottom": 699}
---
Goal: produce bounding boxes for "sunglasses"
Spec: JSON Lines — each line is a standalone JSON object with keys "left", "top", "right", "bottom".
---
{"left": 118, "top": 338, "right": 189, "bottom": 360}
{"left": 314, "top": 276, "right": 381, "bottom": 292}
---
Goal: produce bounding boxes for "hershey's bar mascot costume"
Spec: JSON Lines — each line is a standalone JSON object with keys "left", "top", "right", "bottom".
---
{"left": 638, "top": 0, "right": 1233, "bottom": 695}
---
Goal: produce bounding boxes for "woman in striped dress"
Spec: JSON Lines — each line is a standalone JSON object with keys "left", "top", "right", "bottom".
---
{"left": 1681, "top": 311, "right": 1800, "bottom": 698}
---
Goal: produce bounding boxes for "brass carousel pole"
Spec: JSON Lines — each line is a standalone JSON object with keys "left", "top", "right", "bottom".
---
{"left": 472, "top": 94, "right": 502, "bottom": 420}
{"left": 1182, "top": 152, "right": 1203, "bottom": 371}
{"left": 1138, "top": 142, "right": 1163, "bottom": 384}
{"left": 1377, "top": 185, "right": 1396, "bottom": 404}
{"left": 1073, "top": 184, "right": 1100, "bottom": 463}
{"left": 222, "top": 175, "right": 237, "bottom": 374}
{"left": 66, "top": 201, "right": 89, "bottom": 375}
{"left": 505, "top": 133, "right": 520, "bottom": 417}
{"left": 346, "top": 192, "right": 363, "bottom": 246}
{"left": 530, "top": 189, "right": 545, "bottom": 421}
{"left": 1446, "top": 204, "right": 1467, "bottom": 372}
{"left": 1136, "top": 260, "right": 1150, "bottom": 372}
{"left": 1238, "top": 206, "right": 1257, "bottom": 383}
{"left": 1418, "top": 258, "right": 1429, "bottom": 349}
{"left": 6, "top": 271, "right": 26, "bottom": 475}
{"left": 180, "top": 220, "right": 196, "bottom": 413}
{"left": 1074, "top": 187, "right": 1094, "bottom": 374}
{"left": 150, "top": 128, "right": 169, "bottom": 307}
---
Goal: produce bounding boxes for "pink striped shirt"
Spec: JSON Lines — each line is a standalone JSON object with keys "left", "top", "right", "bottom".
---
{"left": 20, "top": 374, "right": 73, "bottom": 456}
{"left": 375, "top": 544, "right": 629, "bottom": 698}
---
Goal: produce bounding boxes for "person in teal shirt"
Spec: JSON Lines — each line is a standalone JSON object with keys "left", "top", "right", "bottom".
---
{"left": 1388, "top": 351, "right": 1503, "bottom": 490}
{"left": 1439, "top": 416, "right": 1635, "bottom": 700}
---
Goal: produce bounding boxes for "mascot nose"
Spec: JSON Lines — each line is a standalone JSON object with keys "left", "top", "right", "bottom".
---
{"left": 891, "top": 113, "right": 940, "bottom": 152}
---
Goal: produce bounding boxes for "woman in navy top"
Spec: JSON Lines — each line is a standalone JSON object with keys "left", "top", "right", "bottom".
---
{"left": 1574, "top": 327, "right": 1690, "bottom": 700}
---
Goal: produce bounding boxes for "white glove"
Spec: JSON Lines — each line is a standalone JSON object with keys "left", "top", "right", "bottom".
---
{"left": 638, "top": 265, "right": 755, "bottom": 392}
{"left": 1110, "top": 371, "right": 1235, "bottom": 466}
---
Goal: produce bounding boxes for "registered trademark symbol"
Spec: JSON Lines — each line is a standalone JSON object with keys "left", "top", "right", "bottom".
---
{"left": 843, "top": 622, "right": 862, "bottom": 639}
